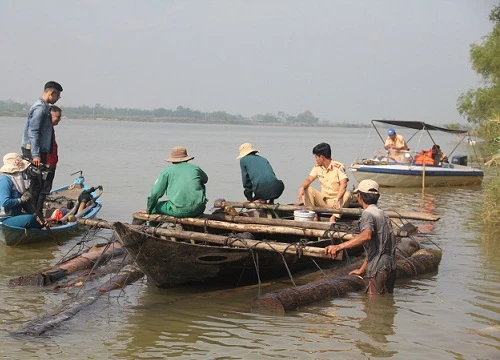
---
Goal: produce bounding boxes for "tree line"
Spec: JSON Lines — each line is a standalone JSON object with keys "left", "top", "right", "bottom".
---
{"left": 0, "top": 100, "right": 369, "bottom": 128}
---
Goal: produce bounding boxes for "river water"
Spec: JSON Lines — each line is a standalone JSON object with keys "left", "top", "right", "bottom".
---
{"left": 0, "top": 117, "right": 498, "bottom": 359}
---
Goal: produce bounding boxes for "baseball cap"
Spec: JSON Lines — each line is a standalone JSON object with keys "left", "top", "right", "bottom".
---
{"left": 387, "top": 128, "right": 396, "bottom": 136}
{"left": 353, "top": 180, "right": 380, "bottom": 194}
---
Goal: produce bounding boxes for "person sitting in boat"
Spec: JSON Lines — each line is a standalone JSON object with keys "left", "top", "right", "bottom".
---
{"left": 431, "top": 144, "right": 448, "bottom": 165}
{"left": 297, "top": 142, "right": 350, "bottom": 223}
{"left": 236, "top": 143, "right": 284, "bottom": 204}
{"left": 384, "top": 128, "right": 409, "bottom": 163}
{"left": 324, "top": 179, "right": 397, "bottom": 295}
{"left": 0, "top": 152, "right": 34, "bottom": 217}
{"left": 145, "top": 146, "right": 208, "bottom": 218}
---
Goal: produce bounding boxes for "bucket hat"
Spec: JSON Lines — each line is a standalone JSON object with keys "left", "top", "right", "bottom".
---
{"left": 236, "top": 143, "right": 258, "bottom": 159}
{"left": 166, "top": 146, "right": 194, "bottom": 163}
{"left": 353, "top": 179, "right": 380, "bottom": 194}
{"left": 0, "top": 153, "right": 31, "bottom": 174}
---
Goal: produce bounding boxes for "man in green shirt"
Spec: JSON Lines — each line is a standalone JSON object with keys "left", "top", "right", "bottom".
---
{"left": 237, "top": 143, "right": 284, "bottom": 204}
{"left": 146, "top": 146, "right": 208, "bottom": 217}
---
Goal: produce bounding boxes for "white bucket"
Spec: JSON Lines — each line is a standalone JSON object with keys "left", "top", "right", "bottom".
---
{"left": 293, "top": 210, "right": 316, "bottom": 221}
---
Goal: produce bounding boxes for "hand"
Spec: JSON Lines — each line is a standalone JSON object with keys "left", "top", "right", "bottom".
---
{"left": 297, "top": 187, "right": 304, "bottom": 202}
{"left": 324, "top": 244, "right": 342, "bottom": 258}
{"left": 32, "top": 157, "right": 41, "bottom": 166}
{"left": 349, "top": 268, "right": 364, "bottom": 276}
{"left": 97, "top": 185, "right": 103, "bottom": 191}
{"left": 332, "top": 198, "right": 340, "bottom": 209}
{"left": 20, "top": 191, "right": 32, "bottom": 204}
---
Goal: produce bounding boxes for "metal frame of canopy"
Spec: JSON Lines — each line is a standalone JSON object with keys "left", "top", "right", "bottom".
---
{"left": 370, "top": 119, "right": 474, "bottom": 159}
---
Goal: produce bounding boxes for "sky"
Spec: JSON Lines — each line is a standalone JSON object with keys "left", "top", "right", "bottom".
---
{"left": 0, "top": 0, "right": 497, "bottom": 124}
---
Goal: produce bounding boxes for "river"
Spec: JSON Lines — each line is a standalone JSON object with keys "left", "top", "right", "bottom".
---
{"left": 0, "top": 117, "right": 498, "bottom": 359}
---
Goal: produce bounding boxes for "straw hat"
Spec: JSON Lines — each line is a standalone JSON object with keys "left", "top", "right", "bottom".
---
{"left": 236, "top": 143, "right": 258, "bottom": 159}
{"left": 166, "top": 146, "right": 194, "bottom": 163}
{"left": 0, "top": 153, "right": 31, "bottom": 174}
{"left": 353, "top": 179, "right": 380, "bottom": 194}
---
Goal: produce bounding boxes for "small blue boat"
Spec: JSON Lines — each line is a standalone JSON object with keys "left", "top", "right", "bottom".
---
{"left": 0, "top": 171, "right": 103, "bottom": 246}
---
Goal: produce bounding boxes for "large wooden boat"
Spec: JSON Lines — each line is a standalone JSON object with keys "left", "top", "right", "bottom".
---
{"left": 105, "top": 201, "right": 433, "bottom": 288}
{"left": 0, "top": 172, "right": 103, "bottom": 246}
{"left": 349, "top": 120, "right": 484, "bottom": 187}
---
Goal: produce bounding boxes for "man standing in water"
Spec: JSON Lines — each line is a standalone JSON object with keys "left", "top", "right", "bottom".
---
{"left": 324, "top": 180, "right": 397, "bottom": 295}
{"left": 21, "top": 81, "right": 63, "bottom": 215}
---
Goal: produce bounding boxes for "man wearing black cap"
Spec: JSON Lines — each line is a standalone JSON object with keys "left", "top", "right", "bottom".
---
{"left": 21, "top": 81, "right": 63, "bottom": 215}
{"left": 324, "top": 180, "right": 397, "bottom": 295}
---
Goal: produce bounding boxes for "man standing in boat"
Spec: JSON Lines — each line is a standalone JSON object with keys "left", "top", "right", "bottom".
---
{"left": 236, "top": 143, "right": 284, "bottom": 204}
{"left": 145, "top": 146, "right": 208, "bottom": 218}
{"left": 384, "top": 128, "right": 409, "bottom": 163}
{"left": 21, "top": 81, "right": 63, "bottom": 216}
{"left": 297, "top": 142, "right": 350, "bottom": 223}
{"left": 324, "top": 179, "right": 397, "bottom": 295}
{"left": 384, "top": 128, "right": 408, "bottom": 151}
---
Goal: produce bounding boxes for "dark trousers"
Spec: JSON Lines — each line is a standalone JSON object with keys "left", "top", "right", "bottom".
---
{"left": 21, "top": 148, "right": 56, "bottom": 216}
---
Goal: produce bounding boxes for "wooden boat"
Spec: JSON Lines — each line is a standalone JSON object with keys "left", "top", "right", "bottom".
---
{"left": 349, "top": 120, "right": 484, "bottom": 187}
{"left": 98, "top": 200, "right": 433, "bottom": 288}
{"left": 0, "top": 171, "right": 103, "bottom": 246}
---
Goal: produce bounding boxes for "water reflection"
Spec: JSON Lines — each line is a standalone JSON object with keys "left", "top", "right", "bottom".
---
{"left": 355, "top": 295, "right": 398, "bottom": 358}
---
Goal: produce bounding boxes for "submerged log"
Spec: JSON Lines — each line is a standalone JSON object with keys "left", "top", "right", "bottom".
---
{"left": 9, "top": 242, "right": 124, "bottom": 286}
{"left": 251, "top": 248, "right": 442, "bottom": 315}
{"left": 79, "top": 219, "right": 342, "bottom": 260}
{"left": 214, "top": 200, "right": 440, "bottom": 222}
{"left": 13, "top": 264, "right": 144, "bottom": 336}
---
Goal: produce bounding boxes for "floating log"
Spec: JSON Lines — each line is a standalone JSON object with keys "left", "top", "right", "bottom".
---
{"left": 14, "top": 264, "right": 144, "bottom": 336}
{"left": 132, "top": 212, "right": 354, "bottom": 240}
{"left": 78, "top": 219, "right": 340, "bottom": 260}
{"left": 251, "top": 248, "right": 442, "bottom": 315}
{"left": 9, "top": 242, "right": 124, "bottom": 286}
{"left": 214, "top": 200, "right": 440, "bottom": 222}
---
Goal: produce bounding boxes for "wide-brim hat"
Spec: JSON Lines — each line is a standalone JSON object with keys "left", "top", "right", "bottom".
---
{"left": 353, "top": 179, "right": 380, "bottom": 194}
{"left": 0, "top": 153, "right": 31, "bottom": 174}
{"left": 236, "top": 143, "right": 258, "bottom": 159}
{"left": 166, "top": 146, "right": 194, "bottom": 163}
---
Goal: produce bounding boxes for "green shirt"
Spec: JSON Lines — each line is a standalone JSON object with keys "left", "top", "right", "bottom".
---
{"left": 147, "top": 162, "right": 208, "bottom": 217}
{"left": 239, "top": 154, "right": 284, "bottom": 201}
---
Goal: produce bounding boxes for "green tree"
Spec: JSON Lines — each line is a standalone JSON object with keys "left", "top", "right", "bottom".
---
{"left": 457, "top": 5, "right": 500, "bottom": 124}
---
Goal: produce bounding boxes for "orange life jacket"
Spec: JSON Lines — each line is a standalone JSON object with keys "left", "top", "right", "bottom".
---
{"left": 414, "top": 150, "right": 434, "bottom": 165}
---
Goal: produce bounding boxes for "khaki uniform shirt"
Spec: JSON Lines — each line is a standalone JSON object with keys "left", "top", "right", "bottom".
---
{"left": 309, "top": 161, "right": 348, "bottom": 197}
{"left": 384, "top": 134, "right": 408, "bottom": 150}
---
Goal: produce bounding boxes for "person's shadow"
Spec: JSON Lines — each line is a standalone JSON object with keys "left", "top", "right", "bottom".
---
{"left": 355, "top": 295, "right": 398, "bottom": 358}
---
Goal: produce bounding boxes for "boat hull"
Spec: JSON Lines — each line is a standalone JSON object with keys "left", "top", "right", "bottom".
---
{"left": 0, "top": 179, "right": 103, "bottom": 246}
{"left": 349, "top": 163, "right": 484, "bottom": 187}
{"left": 113, "top": 222, "right": 331, "bottom": 288}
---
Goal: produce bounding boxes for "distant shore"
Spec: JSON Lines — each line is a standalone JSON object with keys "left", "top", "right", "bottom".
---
{"left": 0, "top": 113, "right": 371, "bottom": 128}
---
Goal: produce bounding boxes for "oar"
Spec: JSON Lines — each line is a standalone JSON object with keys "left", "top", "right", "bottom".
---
{"left": 213, "top": 200, "right": 440, "bottom": 222}
{"left": 77, "top": 219, "right": 341, "bottom": 260}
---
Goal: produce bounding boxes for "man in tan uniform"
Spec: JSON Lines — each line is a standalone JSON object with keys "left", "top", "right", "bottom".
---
{"left": 384, "top": 128, "right": 409, "bottom": 163}
{"left": 297, "top": 142, "right": 350, "bottom": 222}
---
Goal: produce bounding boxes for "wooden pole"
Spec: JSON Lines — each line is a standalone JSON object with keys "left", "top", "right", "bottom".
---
{"left": 213, "top": 201, "right": 440, "bottom": 221}
{"left": 78, "top": 219, "right": 340, "bottom": 260}
{"left": 422, "top": 154, "right": 426, "bottom": 192}
{"left": 132, "top": 212, "right": 412, "bottom": 238}
{"left": 132, "top": 212, "right": 353, "bottom": 239}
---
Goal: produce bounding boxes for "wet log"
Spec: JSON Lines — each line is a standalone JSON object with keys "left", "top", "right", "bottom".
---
{"left": 214, "top": 200, "right": 440, "bottom": 222}
{"left": 251, "top": 248, "right": 442, "bottom": 315}
{"left": 13, "top": 264, "right": 144, "bottom": 336}
{"left": 9, "top": 242, "right": 124, "bottom": 286}
{"left": 79, "top": 219, "right": 342, "bottom": 260}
